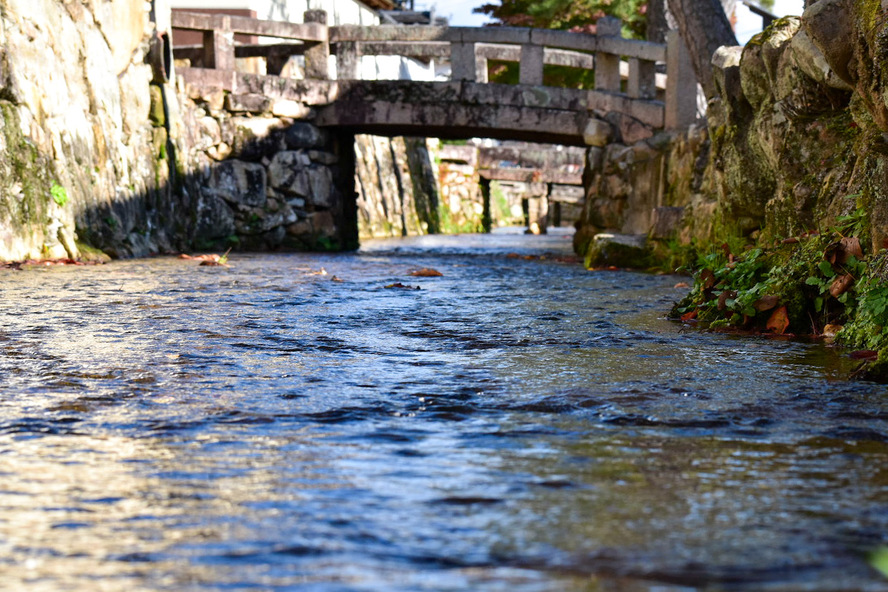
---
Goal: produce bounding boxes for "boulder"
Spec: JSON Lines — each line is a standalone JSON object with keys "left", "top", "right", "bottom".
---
{"left": 585, "top": 233, "right": 650, "bottom": 268}
{"left": 802, "top": 0, "right": 854, "bottom": 85}
{"left": 208, "top": 160, "right": 267, "bottom": 207}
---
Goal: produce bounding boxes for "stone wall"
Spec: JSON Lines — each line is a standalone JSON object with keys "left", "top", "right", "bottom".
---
{"left": 173, "top": 80, "right": 356, "bottom": 251}
{"left": 577, "top": 0, "right": 888, "bottom": 265}
{"left": 0, "top": 0, "right": 162, "bottom": 260}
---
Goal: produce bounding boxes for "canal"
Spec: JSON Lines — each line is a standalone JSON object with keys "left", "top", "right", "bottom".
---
{"left": 1, "top": 229, "right": 887, "bottom": 591}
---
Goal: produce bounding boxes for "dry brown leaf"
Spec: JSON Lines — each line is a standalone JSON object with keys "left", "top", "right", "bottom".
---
{"left": 717, "top": 290, "right": 737, "bottom": 311}
{"left": 409, "top": 268, "right": 443, "bottom": 277}
{"left": 766, "top": 305, "right": 790, "bottom": 335}
{"left": 680, "top": 309, "right": 698, "bottom": 322}
{"left": 384, "top": 282, "right": 420, "bottom": 290}
{"left": 753, "top": 295, "right": 780, "bottom": 312}
{"left": 829, "top": 274, "right": 855, "bottom": 298}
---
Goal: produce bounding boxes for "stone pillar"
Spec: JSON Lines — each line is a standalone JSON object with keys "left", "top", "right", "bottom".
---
{"left": 204, "top": 15, "right": 234, "bottom": 70}
{"left": 519, "top": 44, "right": 544, "bottom": 86}
{"left": 336, "top": 41, "right": 359, "bottom": 80}
{"left": 304, "top": 10, "right": 330, "bottom": 80}
{"left": 451, "top": 42, "right": 477, "bottom": 81}
{"left": 595, "top": 17, "right": 622, "bottom": 92}
{"left": 627, "top": 58, "right": 657, "bottom": 99}
{"left": 480, "top": 177, "right": 492, "bottom": 232}
{"left": 332, "top": 130, "right": 359, "bottom": 250}
{"left": 665, "top": 29, "right": 697, "bottom": 129}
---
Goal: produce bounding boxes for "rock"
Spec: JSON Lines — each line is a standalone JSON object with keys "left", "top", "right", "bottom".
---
{"left": 148, "top": 84, "right": 165, "bottom": 127}
{"left": 583, "top": 118, "right": 613, "bottom": 147}
{"left": 761, "top": 17, "right": 801, "bottom": 86}
{"left": 789, "top": 30, "right": 853, "bottom": 91}
{"left": 584, "top": 233, "right": 650, "bottom": 268}
{"left": 306, "top": 167, "right": 334, "bottom": 208}
{"left": 272, "top": 100, "right": 312, "bottom": 119}
{"left": 607, "top": 112, "right": 654, "bottom": 145}
{"left": 802, "top": 0, "right": 854, "bottom": 85}
{"left": 284, "top": 122, "right": 328, "bottom": 149}
{"left": 712, "top": 46, "right": 746, "bottom": 119}
{"left": 225, "top": 93, "right": 273, "bottom": 114}
{"left": 650, "top": 206, "right": 685, "bottom": 239}
{"left": 194, "top": 193, "right": 236, "bottom": 240}
{"left": 740, "top": 42, "right": 772, "bottom": 110}
{"left": 268, "top": 151, "right": 312, "bottom": 196}
{"left": 310, "top": 210, "right": 336, "bottom": 238}
{"left": 208, "top": 160, "right": 267, "bottom": 207}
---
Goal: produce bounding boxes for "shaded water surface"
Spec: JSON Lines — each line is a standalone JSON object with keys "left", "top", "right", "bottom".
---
{"left": 1, "top": 230, "right": 887, "bottom": 591}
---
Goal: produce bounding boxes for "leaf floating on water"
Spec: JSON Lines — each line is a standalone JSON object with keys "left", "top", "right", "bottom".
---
{"left": 674, "top": 282, "right": 690, "bottom": 289}
{"left": 310, "top": 268, "right": 328, "bottom": 276}
{"left": 384, "top": 282, "right": 420, "bottom": 290}
{"left": 850, "top": 350, "right": 879, "bottom": 361}
{"left": 766, "top": 305, "right": 790, "bottom": 335}
{"left": 868, "top": 546, "right": 888, "bottom": 578}
{"left": 330, "top": 275, "right": 344, "bottom": 283}
{"left": 409, "top": 268, "right": 443, "bottom": 277}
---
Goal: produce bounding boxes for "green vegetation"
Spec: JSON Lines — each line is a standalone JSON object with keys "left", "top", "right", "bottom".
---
{"left": 50, "top": 182, "right": 68, "bottom": 207}
{"left": 474, "top": 0, "right": 646, "bottom": 88}
{"left": 671, "top": 197, "right": 888, "bottom": 378}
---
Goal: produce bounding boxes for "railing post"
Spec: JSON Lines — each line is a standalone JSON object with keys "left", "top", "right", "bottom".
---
{"left": 665, "top": 29, "right": 697, "bottom": 129}
{"left": 475, "top": 53, "right": 488, "bottom": 83}
{"left": 627, "top": 57, "right": 656, "bottom": 99}
{"left": 595, "top": 17, "right": 622, "bottom": 92}
{"left": 519, "top": 44, "right": 544, "bottom": 86}
{"left": 336, "top": 41, "right": 360, "bottom": 80}
{"left": 203, "top": 15, "right": 235, "bottom": 70}
{"left": 304, "top": 10, "right": 330, "bottom": 80}
{"left": 451, "top": 40, "right": 477, "bottom": 82}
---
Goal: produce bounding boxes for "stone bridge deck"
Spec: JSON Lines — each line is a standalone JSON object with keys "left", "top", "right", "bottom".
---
{"left": 170, "top": 11, "right": 698, "bottom": 147}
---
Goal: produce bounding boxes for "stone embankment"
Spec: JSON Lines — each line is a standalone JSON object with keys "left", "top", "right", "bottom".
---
{"left": 576, "top": 0, "right": 888, "bottom": 266}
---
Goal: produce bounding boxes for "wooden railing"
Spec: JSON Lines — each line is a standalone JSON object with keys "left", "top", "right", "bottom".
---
{"left": 170, "top": 10, "right": 697, "bottom": 129}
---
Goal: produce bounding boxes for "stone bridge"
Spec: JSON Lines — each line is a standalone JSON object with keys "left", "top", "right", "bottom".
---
{"left": 170, "top": 11, "right": 698, "bottom": 147}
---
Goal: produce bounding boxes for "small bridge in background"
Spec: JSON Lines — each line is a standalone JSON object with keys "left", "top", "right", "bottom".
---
{"left": 170, "top": 11, "right": 698, "bottom": 146}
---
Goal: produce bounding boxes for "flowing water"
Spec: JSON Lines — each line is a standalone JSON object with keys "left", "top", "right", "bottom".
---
{"left": 1, "top": 229, "right": 887, "bottom": 592}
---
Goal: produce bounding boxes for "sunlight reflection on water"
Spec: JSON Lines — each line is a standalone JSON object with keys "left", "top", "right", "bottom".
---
{"left": 0, "top": 232, "right": 887, "bottom": 591}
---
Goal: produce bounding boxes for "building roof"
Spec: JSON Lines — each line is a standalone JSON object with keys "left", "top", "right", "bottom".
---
{"left": 362, "top": 0, "right": 396, "bottom": 10}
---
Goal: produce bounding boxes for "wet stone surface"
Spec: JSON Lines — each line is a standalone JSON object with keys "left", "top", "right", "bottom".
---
{"left": 0, "top": 229, "right": 887, "bottom": 591}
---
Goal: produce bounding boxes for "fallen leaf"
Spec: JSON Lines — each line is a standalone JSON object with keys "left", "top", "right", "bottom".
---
{"left": 199, "top": 259, "right": 229, "bottom": 267}
{"left": 822, "top": 324, "right": 843, "bottom": 338}
{"left": 850, "top": 350, "right": 879, "bottom": 361}
{"left": 781, "top": 237, "right": 799, "bottom": 245}
{"left": 330, "top": 276, "right": 344, "bottom": 282}
{"left": 410, "top": 268, "right": 443, "bottom": 277}
{"left": 829, "top": 273, "right": 854, "bottom": 298}
{"left": 680, "top": 309, "right": 698, "bottom": 322}
{"left": 766, "top": 305, "right": 790, "bottom": 335}
{"left": 753, "top": 295, "right": 779, "bottom": 312}
{"left": 674, "top": 282, "right": 690, "bottom": 289}
{"left": 839, "top": 236, "right": 863, "bottom": 262}
{"left": 717, "top": 290, "right": 737, "bottom": 311}
{"left": 384, "top": 282, "right": 420, "bottom": 290}
{"left": 310, "top": 268, "right": 328, "bottom": 276}
{"left": 700, "top": 269, "right": 716, "bottom": 290}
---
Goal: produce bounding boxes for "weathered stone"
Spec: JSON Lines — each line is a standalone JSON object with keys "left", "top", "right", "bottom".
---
{"left": 761, "top": 17, "right": 801, "bottom": 87}
{"left": 712, "top": 46, "right": 745, "bottom": 119}
{"left": 285, "top": 122, "right": 328, "bottom": 149}
{"left": 585, "top": 233, "right": 650, "bottom": 268}
{"left": 149, "top": 84, "right": 165, "bottom": 127}
{"left": 650, "top": 206, "right": 685, "bottom": 239}
{"left": 583, "top": 118, "right": 613, "bottom": 147}
{"left": 272, "top": 99, "right": 312, "bottom": 118}
{"left": 802, "top": 0, "right": 854, "bottom": 85}
{"left": 268, "top": 151, "right": 312, "bottom": 196}
{"left": 194, "top": 193, "right": 236, "bottom": 240}
{"left": 310, "top": 210, "right": 336, "bottom": 238}
{"left": 789, "top": 30, "right": 853, "bottom": 91}
{"left": 740, "top": 42, "right": 772, "bottom": 110}
{"left": 225, "top": 93, "right": 273, "bottom": 114}
{"left": 306, "top": 167, "right": 334, "bottom": 208}
{"left": 308, "top": 150, "right": 338, "bottom": 165}
{"left": 607, "top": 112, "right": 654, "bottom": 145}
{"left": 208, "top": 160, "right": 267, "bottom": 207}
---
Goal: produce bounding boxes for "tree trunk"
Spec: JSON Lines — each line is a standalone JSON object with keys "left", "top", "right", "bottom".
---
{"left": 646, "top": 0, "right": 670, "bottom": 43}
{"left": 666, "top": 0, "right": 738, "bottom": 98}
